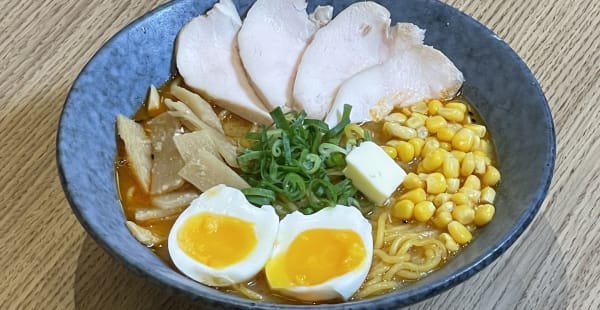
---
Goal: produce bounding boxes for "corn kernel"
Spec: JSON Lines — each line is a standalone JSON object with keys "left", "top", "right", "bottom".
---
{"left": 422, "top": 148, "right": 446, "bottom": 172}
{"left": 446, "top": 178, "right": 460, "bottom": 193}
{"left": 474, "top": 204, "right": 495, "bottom": 226}
{"left": 465, "top": 124, "right": 486, "bottom": 137}
{"left": 439, "top": 232, "right": 460, "bottom": 251}
{"left": 382, "top": 146, "right": 398, "bottom": 159}
{"left": 416, "top": 126, "right": 429, "bottom": 139}
{"left": 460, "top": 152, "right": 475, "bottom": 176}
{"left": 463, "top": 175, "right": 481, "bottom": 190}
{"left": 402, "top": 172, "right": 424, "bottom": 190}
{"left": 426, "top": 172, "right": 447, "bottom": 194}
{"left": 384, "top": 122, "right": 417, "bottom": 140}
{"left": 445, "top": 101, "right": 467, "bottom": 113}
{"left": 400, "top": 107, "right": 412, "bottom": 116}
{"left": 480, "top": 186, "right": 496, "bottom": 204}
{"left": 452, "top": 128, "right": 475, "bottom": 152}
{"left": 463, "top": 115, "right": 473, "bottom": 124}
{"left": 482, "top": 165, "right": 501, "bottom": 186}
{"left": 408, "top": 138, "right": 425, "bottom": 157}
{"left": 442, "top": 155, "right": 460, "bottom": 178}
{"left": 410, "top": 101, "right": 429, "bottom": 114}
{"left": 394, "top": 141, "right": 414, "bottom": 162}
{"left": 450, "top": 192, "right": 470, "bottom": 205}
{"left": 418, "top": 172, "right": 429, "bottom": 181}
{"left": 433, "top": 193, "right": 451, "bottom": 206}
{"left": 416, "top": 162, "right": 426, "bottom": 174}
{"left": 421, "top": 138, "right": 441, "bottom": 157}
{"left": 459, "top": 187, "right": 481, "bottom": 203}
{"left": 437, "top": 126, "right": 456, "bottom": 142}
{"left": 474, "top": 139, "right": 491, "bottom": 155}
{"left": 452, "top": 204, "right": 475, "bottom": 224}
{"left": 472, "top": 134, "right": 481, "bottom": 148}
{"left": 406, "top": 113, "right": 427, "bottom": 129}
{"left": 472, "top": 154, "right": 484, "bottom": 175}
{"left": 399, "top": 188, "right": 427, "bottom": 204}
{"left": 432, "top": 211, "right": 453, "bottom": 229}
{"left": 436, "top": 201, "right": 455, "bottom": 213}
{"left": 427, "top": 100, "right": 443, "bottom": 114}
{"left": 448, "top": 221, "right": 472, "bottom": 244}
{"left": 385, "top": 139, "right": 403, "bottom": 147}
{"left": 414, "top": 201, "right": 436, "bottom": 222}
{"left": 384, "top": 112, "right": 407, "bottom": 124}
{"left": 471, "top": 137, "right": 481, "bottom": 151}
{"left": 425, "top": 115, "right": 447, "bottom": 134}
{"left": 473, "top": 150, "right": 492, "bottom": 165}
{"left": 437, "top": 107, "right": 465, "bottom": 122}
{"left": 440, "top": 142, "right": 453, "bottom": 151}
{"left": 451, "top": 150, "right": 466, "bottom": 162}
{"left": 392, "top": 199, "right": 415, "bottom": 220}
{"left": 447, "top": 122, "right": 463, "bottom": 132}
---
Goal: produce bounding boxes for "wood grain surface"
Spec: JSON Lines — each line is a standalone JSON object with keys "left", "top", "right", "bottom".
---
{"left": 0, "top": 0, "right": 598, "bottom": 309}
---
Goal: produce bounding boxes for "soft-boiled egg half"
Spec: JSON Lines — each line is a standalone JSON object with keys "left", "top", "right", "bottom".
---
{"left": 265, "top": 205, "right": 373, "bottom": 301}
{"left": 168, "top": 184, "right": 279, "bottom": 286}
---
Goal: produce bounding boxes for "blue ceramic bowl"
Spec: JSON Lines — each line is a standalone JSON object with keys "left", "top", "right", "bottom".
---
{"left": 57, "top": 0, "right": 555, "bottom": 308}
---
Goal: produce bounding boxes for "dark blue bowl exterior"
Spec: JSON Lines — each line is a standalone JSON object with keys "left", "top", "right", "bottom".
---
{"left": 57, "top": 0, "right": 556, "bottom": 309}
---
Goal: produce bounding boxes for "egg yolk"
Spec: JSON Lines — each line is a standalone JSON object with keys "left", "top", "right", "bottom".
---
{"left": 177, "top": 212, "right": 257, "bottom": 268}
{"left": 265, "top": 228, "right": 366, "bottom": 287}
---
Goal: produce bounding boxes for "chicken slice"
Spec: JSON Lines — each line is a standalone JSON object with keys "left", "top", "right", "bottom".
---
{"left": 175, "top": 0, "right": 271, "bottom": 124}
{"left": 293, "top": 1, "right": 425, "bottom": 120}
{"left": 325, "top": 45, "right": 465, "bottom": 127}
{"left": 238, "top": 0, "right": 332, "bottom": 111}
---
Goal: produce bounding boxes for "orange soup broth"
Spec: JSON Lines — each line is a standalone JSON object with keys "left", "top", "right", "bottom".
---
{"left": 115, "top": 78, "right": 496, "bottom": 303}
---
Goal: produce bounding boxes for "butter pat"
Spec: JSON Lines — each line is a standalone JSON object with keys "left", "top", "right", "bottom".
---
{"left": 343, "top": 141, "right": 407, "bottom": 205}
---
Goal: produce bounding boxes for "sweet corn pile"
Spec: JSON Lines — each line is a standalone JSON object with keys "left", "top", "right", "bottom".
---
{"left": 381, "top": 99, "right": 501, "bottom": 248}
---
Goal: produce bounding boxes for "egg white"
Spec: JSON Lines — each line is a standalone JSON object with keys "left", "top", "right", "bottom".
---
{"left": 266, "top": 205, "right": 373, "bottom": 301}
{"left": 168, "top": 184, "right": 279, "bottom": 287}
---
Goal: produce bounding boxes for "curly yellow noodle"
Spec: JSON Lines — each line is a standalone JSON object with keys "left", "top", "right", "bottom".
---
{"left": 383, "top": 254, "right": 443, "bottom": 280}
{"left": 387, "top": 234, "right": 412, "bottom": 253}
{"left": 355, "top": 214, "right": 451, "bottom": 299}
{"left": 363, "top": 275, "right": 383, "bottom": 286}
{"left": 374, "top": 212, "right": 389, "bottom": 249}
{"left": 383, "top": 227, "right": 434, "bottom": 243}
{"left": 395, "top": 238, "right": 444, "bottom": 257}
{"left": 366, "top": 262, "right": 390, "bottom": 280}
{"left": 424, "top": 248, "right": 435, "bottom": 259}
{"left": 374, "top": 249, "right": 411, "bottom": 264}
{"left": 388, "top": 234, "right": 421, "bottom": 254}
{"left": 232, "top": 284, "right": 263, "bottom": 301}
{"left": 354, "top": 281, "right": 399, "bottom": 299}
{"left": 393, "top": 269, "right": 422, "bottom": 280}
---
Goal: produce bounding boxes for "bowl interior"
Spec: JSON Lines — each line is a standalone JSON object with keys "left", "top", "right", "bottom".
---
{"left": 57, "top": 0, "right": 555, "bottom": 309}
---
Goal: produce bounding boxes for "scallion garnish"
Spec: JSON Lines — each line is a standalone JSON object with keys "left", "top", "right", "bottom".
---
{"left": 237, "top": 104, "right": 373, "bottom": 216}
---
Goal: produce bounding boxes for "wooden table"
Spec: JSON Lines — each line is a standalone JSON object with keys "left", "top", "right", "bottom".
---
{"left": 1, "top": 0, "right": 598, "bottom": 309}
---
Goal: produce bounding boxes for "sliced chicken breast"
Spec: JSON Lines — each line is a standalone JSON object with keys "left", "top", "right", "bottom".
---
{"left": 293, "top": 1, "right": 425, "bottom": 120}
{"left": 175, "top": 0, "right": 271, "bottom": 124}
{"left": 238, "top": 0, "right": 332, "bottom": 111}
{"left": 325, "top": 45, "right": 465, "bottom": 127}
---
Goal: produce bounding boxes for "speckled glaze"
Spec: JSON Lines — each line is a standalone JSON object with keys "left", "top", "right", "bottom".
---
{"left": 56, "top": 0, "right": 556, "bottom": 309}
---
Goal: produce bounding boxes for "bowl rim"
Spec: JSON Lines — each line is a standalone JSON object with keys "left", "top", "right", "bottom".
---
{"left": 57, "top": 0, "right": 556, "bottom": 308}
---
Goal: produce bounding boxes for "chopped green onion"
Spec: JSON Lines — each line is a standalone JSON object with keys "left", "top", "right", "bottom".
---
{"left": 237, "top": 105, "right": 372, "bottom": 215}
{"left": 319, "top": 143, "right": 347, "bottom": 156}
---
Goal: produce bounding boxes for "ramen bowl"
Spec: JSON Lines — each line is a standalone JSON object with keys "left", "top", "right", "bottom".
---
{"left": 57, "top": 0, "right": 555, "bottom": 308}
